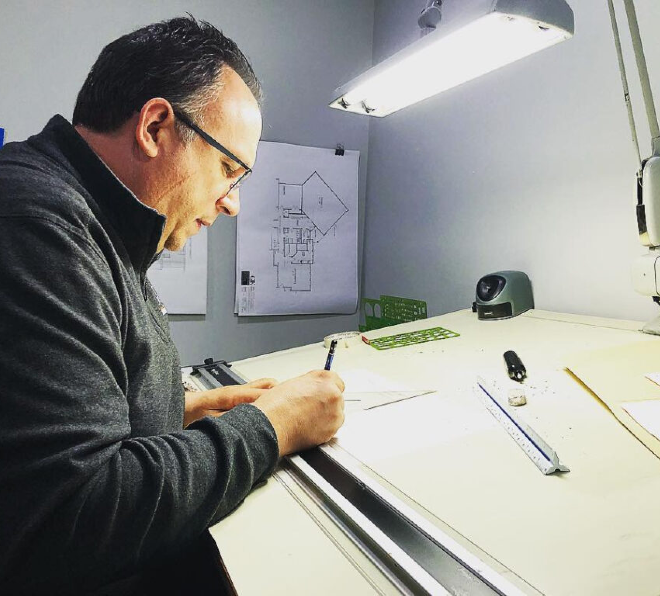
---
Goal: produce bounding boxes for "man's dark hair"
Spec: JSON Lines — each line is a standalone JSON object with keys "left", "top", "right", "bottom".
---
{"left": 72, "top": 15, "right": 262, "bottom": 139}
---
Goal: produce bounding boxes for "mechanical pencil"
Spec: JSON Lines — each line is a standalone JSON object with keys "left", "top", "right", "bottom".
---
{"left": 324, "top": 339, "right": 338, "bottom": 370}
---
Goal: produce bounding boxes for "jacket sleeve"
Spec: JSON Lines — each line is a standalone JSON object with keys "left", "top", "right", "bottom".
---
{"left": 0, "top": 216, "right": 279, "bottom": 593}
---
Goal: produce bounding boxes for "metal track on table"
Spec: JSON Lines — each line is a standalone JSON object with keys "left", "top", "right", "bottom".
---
{"left": 191, "top": 358, "right": 527, "bottom": 596}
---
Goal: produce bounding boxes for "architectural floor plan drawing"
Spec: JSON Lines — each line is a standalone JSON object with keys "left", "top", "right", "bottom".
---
{"left": 272, "top": 172, "right": 349, "bottom": 293}
{"left": 236, "top": 141, "right": 358, "bottom": 316}
{"left": 148, "top": 227, "right": 208, "bottom": 314}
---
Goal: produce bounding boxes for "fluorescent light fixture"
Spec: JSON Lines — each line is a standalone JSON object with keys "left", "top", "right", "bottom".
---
{"left": 330, "top": 0, "right": 574, "bottom": 117}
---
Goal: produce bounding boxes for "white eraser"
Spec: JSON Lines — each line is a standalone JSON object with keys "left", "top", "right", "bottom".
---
{"left": 508, "top": 387, "right": 527, "bottom": 407}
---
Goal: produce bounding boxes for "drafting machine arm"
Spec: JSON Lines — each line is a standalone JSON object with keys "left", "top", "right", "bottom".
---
{"left": 608, "top": 0, "right": 660, "bottom": 333}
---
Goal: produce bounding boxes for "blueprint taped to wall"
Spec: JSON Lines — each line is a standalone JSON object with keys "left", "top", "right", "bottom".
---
{"left": 235, "top": 141, "right": 358, "bottom": 316}
{"left": 148, "top": 228, "right": 207, "bottom": 314}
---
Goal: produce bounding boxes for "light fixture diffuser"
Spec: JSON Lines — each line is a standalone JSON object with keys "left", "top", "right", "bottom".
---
{"left": 330, "top": 0, "right": 574, "bottom": 117}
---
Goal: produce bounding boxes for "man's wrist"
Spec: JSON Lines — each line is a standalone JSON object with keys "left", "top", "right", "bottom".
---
{"left": 253, "top": 402, "right": 288, "bottom": 456}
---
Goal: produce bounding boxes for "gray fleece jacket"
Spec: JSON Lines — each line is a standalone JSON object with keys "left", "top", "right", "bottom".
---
{"left": 0, "top": 116, "right": 278, "bottom": 594}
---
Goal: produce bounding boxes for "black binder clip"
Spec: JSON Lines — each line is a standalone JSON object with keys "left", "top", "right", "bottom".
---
{"left": 335, "top": 144, "right": 345, "bottom": 156}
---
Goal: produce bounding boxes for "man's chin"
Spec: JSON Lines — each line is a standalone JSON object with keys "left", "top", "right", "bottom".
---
{"left": 163, "top": 235, "right": 189, "bottom": 252}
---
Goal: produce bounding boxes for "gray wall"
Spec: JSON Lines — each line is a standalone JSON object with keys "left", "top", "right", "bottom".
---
{"left": 0, "top": 0, "right": 374, "bottom": 364}
{"left": 5, "top": 0, "right": 650, "bottom": 366}
{"left": 364, "top": 0, "right": 660, "bottom": 323}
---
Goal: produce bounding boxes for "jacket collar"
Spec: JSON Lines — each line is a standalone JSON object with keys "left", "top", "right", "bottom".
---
{"left": 32, "top": 115, "right": 166, "bottom": 280}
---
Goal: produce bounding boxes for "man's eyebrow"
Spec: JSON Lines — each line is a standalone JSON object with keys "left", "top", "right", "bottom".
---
{"left": 219, "top": 154, "right": 242, "bottom": 170}
{"left": 226, "top": 158, "right": 249, "bottom": 172}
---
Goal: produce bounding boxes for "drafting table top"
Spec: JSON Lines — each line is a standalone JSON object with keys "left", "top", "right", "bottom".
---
{"left": 210, "top": 309, "right": 660, "bottom": 596}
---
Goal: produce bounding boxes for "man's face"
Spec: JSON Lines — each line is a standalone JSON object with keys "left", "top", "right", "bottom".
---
{"left": 154, "top": 69, "right": 262, "bottom": 252}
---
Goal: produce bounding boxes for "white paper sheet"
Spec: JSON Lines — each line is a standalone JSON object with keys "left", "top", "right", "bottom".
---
{"left": 645, "top": 372, "right": 660, "bottom": 387}
{"left": 343, "top": 391, "right": 435, "bottom": 414}
{"left": 338, "top": 368, "right": 435, "bottom": 414}
{"left": 340, "top": 369, "right": 414, "bottom": 393}
{"left": 621, "top": 400, "right": 660, "bottom": 441}
{"left": 147, "top": 227, "right": 207, "bottom": 314}
{"left": 235, "top": 141, "right": 358, "bottom": 315}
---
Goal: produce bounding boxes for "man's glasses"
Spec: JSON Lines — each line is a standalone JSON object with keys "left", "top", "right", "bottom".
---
{"left": 173, "top": 109, "right": 252, "bottom": 193}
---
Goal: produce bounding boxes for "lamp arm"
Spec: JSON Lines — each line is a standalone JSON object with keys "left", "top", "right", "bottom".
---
{"left": 607, "top": 0, "right": 642, "bottom": 169}
{"left": 610, "top": 0, "right": 660, "bottom": 320}
{"left": 622, "top": 0, "right": 660, "bottom": 154}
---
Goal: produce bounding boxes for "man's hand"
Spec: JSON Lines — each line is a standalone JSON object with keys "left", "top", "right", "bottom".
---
{"left": 184, "top": 378, "right": 278, "bottom": 427}
{"left": 252, "top": 370, "right": 345, "bottom": 456}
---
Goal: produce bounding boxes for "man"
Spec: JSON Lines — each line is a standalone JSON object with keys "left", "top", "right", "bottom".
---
{"left": 0, "top": 16, "right": 344, "bottom": 595}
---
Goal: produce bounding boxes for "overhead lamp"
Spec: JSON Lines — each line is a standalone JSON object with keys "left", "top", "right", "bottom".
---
{"left": 329, "top": 0, "right": 574, "bottom": 118}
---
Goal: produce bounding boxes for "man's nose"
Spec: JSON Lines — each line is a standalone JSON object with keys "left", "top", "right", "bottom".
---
{"left": 216, "top": 188, "right": 240, "bottom": 217}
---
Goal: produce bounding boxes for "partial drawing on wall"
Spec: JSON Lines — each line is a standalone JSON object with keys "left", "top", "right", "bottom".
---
{"left": 148, "top": 227, "right": 208, "bottom": 314}
{"left": 236, "top": 141, "right": 359, "bottom": 316}
{"left": 152, "top": 243, "right": 192, "bottom": 271}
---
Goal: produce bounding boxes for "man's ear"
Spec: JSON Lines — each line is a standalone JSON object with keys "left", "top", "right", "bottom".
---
{"left": 135, "top": 98, "right": 176, "bottom": 158}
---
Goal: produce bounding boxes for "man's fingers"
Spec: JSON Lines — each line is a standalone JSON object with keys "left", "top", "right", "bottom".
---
{"left": 245, "top": 377, "right": 278, "bottom": 389}
{"left": 334, "top": 373, "right": 345, "bottom": 393}
{"left": 206, "top": 410, "right": 227, "bottom": 418}
{"left": 227, "top": 386, "right": 270, "bottom": 405}
{"left": 204, "top": 385, "right": 270, "bottom": 409}
{"left": 318, "top": 370, "right": 345, "bottom": 393}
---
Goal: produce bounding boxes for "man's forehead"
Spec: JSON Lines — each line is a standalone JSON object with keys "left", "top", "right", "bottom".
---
{"left": 206, "top": 70, "right": 262, "bottom": 166}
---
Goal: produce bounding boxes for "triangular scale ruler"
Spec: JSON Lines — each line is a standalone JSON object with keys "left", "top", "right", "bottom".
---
{"left": 476, "top": 377, "right": 570, "bottom": 475}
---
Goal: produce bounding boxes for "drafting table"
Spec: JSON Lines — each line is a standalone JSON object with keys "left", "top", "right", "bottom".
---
{"left": 209, "top": 309, "right": 660, "bottom": 595}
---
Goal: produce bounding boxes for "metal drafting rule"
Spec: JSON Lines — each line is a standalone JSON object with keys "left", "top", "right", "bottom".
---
{"left": 475, "top": 377, "right": 570, "bottom": 475}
